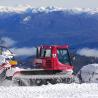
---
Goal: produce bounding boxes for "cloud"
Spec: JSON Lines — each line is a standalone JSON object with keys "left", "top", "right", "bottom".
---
{"left": 0, "top": 37, "right": 36, "bottom": 56}
{"left": 0, "top": 37, "right": 16, "bottom": 47}
{"left": 77, "top": 48, "right": 98, "bottom": 57}
{"left": 11, "top": 47, "right": 36, "bottom": 56}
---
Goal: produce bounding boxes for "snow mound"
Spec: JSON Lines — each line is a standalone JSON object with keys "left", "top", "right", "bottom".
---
{"left": 81, "top": 64, "right": 98, "bottom": 73}
{"left": 78, "top": 64, "right": 98, "bottom": 83}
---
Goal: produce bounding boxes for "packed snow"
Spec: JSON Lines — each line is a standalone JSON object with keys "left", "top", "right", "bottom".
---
{"left": 0, "top": 82, "right": 98, "bottom": 98}
{"left": 0, "top": 64, "right": 98, "bottom": 98}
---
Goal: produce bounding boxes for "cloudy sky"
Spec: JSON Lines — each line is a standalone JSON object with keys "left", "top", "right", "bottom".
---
{"left": 0, "top": 0, "right": 98, "bottom": 8}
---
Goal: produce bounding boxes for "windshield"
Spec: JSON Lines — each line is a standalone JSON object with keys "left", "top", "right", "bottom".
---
{"left": 57, "top": 49, "right": 70, "bottom": 64}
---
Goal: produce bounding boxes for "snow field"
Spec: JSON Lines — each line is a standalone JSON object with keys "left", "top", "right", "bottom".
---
{"left": 0, "top": 83, "right": 98, "bottom": 98}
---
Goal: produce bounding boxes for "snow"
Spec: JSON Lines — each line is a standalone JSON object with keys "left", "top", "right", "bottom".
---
{"left": 23, "top": 16, "right": 31, "bottom": 23}
{"left": 0, "top": 5, "right": 32, "bottom": 13}
{"left": 78, "top": 64, "right": 98, "bottom": 83}
{"left": 81, "top": 64, "right": 98, "bottom": 72}
{"left": 23, "top": 16, "right": 31, "bottom": 22}
{"left": 0, "top": 83, "right": 98, "bottom": 98}
{"left": 0, "top": 5, "right": 98, "bottom": 14}
{"left": 1, "top": 64, "right": 98, "bottom": 98}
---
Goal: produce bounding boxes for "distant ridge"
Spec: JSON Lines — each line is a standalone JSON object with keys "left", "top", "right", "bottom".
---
{"left": 0, "top": 5, "right": 98, "bottom": 14}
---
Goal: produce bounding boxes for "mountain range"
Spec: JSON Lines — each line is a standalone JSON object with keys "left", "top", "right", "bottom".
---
{"left": 0, "top": 6, "right": 98, "bottom": 50}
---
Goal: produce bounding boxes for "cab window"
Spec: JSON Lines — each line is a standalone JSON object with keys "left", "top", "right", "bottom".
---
{"left": 41, "top": 49, "right": 51, "bottom": 57}
{"left": 57, "top": 49, "right": 70, "bottom": 64}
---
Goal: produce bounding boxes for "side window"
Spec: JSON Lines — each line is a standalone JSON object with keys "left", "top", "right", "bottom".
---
{"left": 41, "top": 49, "right": 45, "bottom": 57}
{"left": 45, "top": 49, "right": 51, "bottom": 57}
{"left": 41, "top": 49, "right": 51, "bottom": 57}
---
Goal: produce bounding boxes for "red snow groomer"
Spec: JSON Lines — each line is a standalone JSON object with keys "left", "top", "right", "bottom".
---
{"left": 13, "top": 45, "right": 74, "bottom": 86}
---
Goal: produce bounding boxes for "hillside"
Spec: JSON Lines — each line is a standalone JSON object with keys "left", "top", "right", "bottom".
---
{"left": 0, "top": 6, "right": 98, "bottom": 50}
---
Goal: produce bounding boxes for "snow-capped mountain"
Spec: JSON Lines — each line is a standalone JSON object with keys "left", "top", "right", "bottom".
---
{"left": 0, "top": 6, "right": 98, "bottom": 50}
{"left": 0, "top": 5, "right": 98, "bottom": 14}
